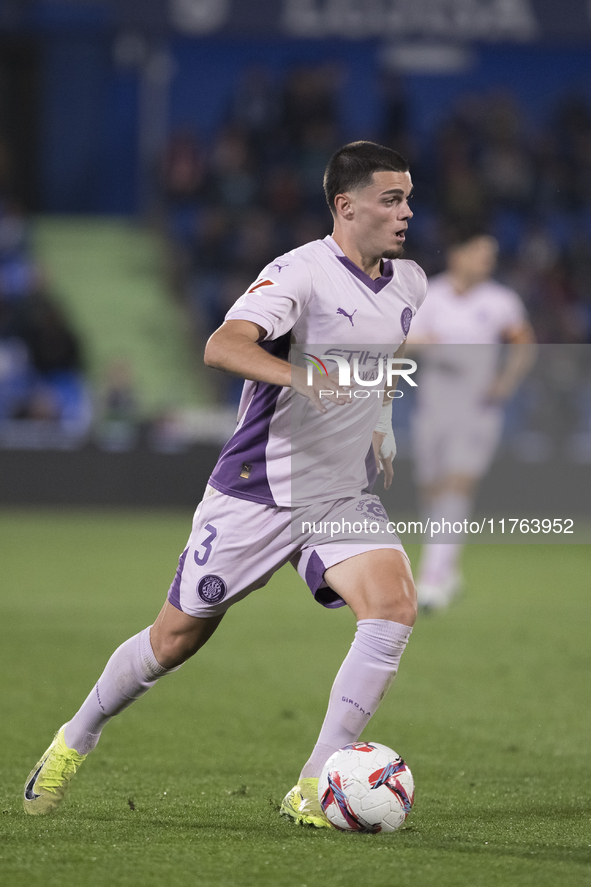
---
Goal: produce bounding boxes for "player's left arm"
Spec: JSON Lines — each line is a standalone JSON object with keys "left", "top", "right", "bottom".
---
{"left": 487, "top": 321, "right": 537, "bottom": 403}
{"left": 372, "top": 342, "right": 406, "bottom": 490}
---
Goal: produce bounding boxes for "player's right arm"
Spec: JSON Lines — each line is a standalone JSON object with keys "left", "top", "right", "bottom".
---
{"left": 204, "top": 319, "right": 345, "bottom": 414}
{"left": 204, "top": 319, "right": 290, "bottom": 385}
{"left": 486, "top": 319, "right": 537, "bottom": 403}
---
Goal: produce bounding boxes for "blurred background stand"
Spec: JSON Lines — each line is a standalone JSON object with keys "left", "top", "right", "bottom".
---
{"left": 0, "top": 0, "right": 590, "bottom": 512}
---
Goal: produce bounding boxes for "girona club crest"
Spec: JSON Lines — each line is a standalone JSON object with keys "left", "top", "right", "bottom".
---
{"left": 197, "top": 574, "right": 227, "bottom": 604}
{"left": 401, "top": 306, "right": 413, "bottom": 337}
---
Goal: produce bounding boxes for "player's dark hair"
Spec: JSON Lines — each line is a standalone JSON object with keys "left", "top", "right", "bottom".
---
{"left": 323, "top": 141, "right": 409, "bottom": 215}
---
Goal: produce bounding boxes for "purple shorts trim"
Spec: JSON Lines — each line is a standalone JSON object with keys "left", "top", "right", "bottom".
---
{"left": 167, "top": 547, "right": 189, "bottom": 611}
{"left": 297, "top": 541, "right": 409, "bottom": 609}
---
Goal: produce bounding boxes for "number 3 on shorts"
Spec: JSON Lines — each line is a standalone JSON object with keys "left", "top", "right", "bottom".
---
{"left": 194, "top": 523, "right": 218, "bottom": 566}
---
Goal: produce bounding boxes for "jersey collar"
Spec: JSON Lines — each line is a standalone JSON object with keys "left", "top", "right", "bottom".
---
{"left": 323, "top": 235, "right": 394, "bottom": 294}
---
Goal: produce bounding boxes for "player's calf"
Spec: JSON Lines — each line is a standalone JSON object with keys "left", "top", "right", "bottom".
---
{"left": 22, "top": 623, "right": 187, "bottom": 815}
{"left": 150, "top": 603, "right": 224, "bottom": 668}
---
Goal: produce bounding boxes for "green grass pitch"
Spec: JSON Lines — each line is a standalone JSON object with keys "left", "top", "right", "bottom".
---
{"left": 1, "top": 509, "right": 590, "bottom": 887}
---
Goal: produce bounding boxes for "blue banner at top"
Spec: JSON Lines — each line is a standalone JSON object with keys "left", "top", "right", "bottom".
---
{"left": 3, "top": 0, "right": 591, "bottom": 43}
{"left": 170, "top": 0, "right": 591, "bottom": 42}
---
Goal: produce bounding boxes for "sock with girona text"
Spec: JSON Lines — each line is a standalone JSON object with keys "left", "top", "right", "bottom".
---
{"left": 299, "top": 619, "right": 412, "bottom": 780}
{"left": 63, "top": 627, "right": 179, "bottom": 755}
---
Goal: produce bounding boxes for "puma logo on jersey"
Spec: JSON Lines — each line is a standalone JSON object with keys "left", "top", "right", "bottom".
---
{"left": 337, "top": 307, "right": 357, "bottom": 326}
{"left": 270, "top": 260, "right": 289, "bottom": 273}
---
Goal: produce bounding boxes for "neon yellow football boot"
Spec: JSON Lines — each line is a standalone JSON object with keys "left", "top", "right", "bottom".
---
{"left": 23, "top": 725, "right": 87, "bottom": 815}
{"left": 280, "top": 777, "right": 333, "bottom": 828}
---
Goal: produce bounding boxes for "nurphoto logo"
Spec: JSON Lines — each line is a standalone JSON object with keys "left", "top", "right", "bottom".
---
{"left": 303, "top": 351, "right": 418, "bottom": 399}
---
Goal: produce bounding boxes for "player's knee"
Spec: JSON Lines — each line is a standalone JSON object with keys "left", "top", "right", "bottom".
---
{"left": 151, "top": 607, "right": 223, "bottom": 669}
{"left": 152, "top": 631, "right": 202, "bottom": 669}
{"left": 378, "top": 589, "right": 417, "bottom": 626}
{"left": 395, "top": 595, "right": 417, "bottom": 627}
{"left": 371, "top": 558, "right": 417, "bottom": 625}
{"left": 354, "top": 584, "right": 417, "bottom": 626}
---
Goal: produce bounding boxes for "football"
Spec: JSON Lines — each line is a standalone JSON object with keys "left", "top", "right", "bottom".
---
{"left": 318, "top": 742, "right": 414, "bottom": 833}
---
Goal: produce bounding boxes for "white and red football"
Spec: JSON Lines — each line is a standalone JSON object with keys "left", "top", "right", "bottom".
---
{"left": 318, "top": 741, "right": 414, "bottom": 833}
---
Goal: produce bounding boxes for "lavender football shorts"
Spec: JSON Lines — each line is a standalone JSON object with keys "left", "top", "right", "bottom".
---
{"left": 412, "top": 403, "right": 503, "bottom": 486}
{"left": 167, "top": 485, "right": 407, "bottom": 618}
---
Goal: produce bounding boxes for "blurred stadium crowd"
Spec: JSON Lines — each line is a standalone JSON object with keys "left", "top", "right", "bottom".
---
{"left": 1, "top": 61, "right": 591, "bottom": 441}
{"left": 0, "top": 198, "right": 89, "bottom": 431}
{"left": 160, "top": 66, "right": 591, "bottom": 350}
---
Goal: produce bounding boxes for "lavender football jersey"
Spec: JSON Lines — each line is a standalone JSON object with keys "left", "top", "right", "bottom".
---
{"left": 410, "top": 273, "right": 526, "bottom": 345}
{"left": 410, "top": 273, "right": 529, "bottom": 404}
{"left": 208, "top": 235, "right": 427, "bottom": 507}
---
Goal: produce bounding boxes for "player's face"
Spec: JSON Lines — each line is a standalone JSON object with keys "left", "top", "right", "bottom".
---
{"left": 347, "top": 170, "right": 414, "bottom": 261}
{"left": 448, "top": 236, "right": 498, "bottom": 282}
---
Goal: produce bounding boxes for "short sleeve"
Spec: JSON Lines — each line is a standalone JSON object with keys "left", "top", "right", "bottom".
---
{"left": 405, "top": 267, "right": 434, "bottom": 340}
{"left": 412, "top": 263, "right": 428, "bottom": 313}
{"left": 407, "top": 302, "right": 431, "bottom": 339}
{"left": 497, "top": 288, "right": 527, "bottom": 333}
{"left": 224, "top": 254, "right": 313, "bottom": 341}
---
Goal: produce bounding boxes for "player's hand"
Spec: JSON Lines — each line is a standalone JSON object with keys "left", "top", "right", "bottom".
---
{"left": 373, "top": 430, "right": 395, "bottom": 490}
{"left": 484, "top": 376, "right": 513, "bottom": 405}
{"left": 291, "top": 367, "right": 352, "bottom": 414}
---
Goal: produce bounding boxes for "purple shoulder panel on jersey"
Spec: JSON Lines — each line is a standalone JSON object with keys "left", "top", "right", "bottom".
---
{"left": 208, "top": 332, "right": 291, "bottom": 505}
{"left": 167, "top": 547, "right": 189, "bottom": 611}
{"left": 336, "top": 255, "right": 394, "bottom": 294}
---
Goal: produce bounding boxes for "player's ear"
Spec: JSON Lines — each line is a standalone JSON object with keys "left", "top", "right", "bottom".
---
{"left": 334, "top": 193, "right": 354, "bottom": 220}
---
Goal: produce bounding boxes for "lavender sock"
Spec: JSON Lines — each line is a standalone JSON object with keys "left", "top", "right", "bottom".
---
{"left": 63, "top": 627, "right": 178, "bottom": 755}
{"left": 299, "top": 619, "right": 412, "bottom": 779}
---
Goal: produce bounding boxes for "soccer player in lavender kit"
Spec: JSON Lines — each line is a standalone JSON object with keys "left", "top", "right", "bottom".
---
{"left": 408, "top": 230, "right": 535, "bottom": 610}
{"left": 23, "top": 142, "right": 426, "bottom": 827}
